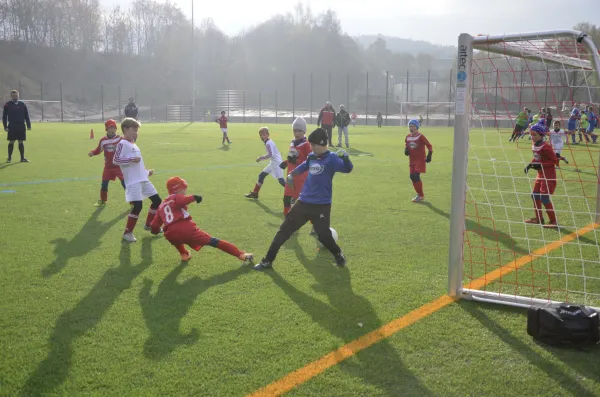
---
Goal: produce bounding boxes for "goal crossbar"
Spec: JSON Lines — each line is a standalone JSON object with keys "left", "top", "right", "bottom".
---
{"left": 448, "top": 29, "right": 600, "bottom": 310}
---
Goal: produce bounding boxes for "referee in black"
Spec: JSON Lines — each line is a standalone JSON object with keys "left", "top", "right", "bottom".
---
{"left": 2, "top": 90, "right": 31, "bottom": 162}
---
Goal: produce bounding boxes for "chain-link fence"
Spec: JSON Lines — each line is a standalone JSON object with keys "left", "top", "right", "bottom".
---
{"left": 2, "top": 68, "right": 595, "bottom": 127}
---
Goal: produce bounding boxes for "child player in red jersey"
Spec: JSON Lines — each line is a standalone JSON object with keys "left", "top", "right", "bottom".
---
{"left": 404, "top": 119, "right": 433, "bottom": 202}
{"left": 88, "top": 119, "right": 125, "bottom": 206}
{"left": 151, "top": 176, "right": 254, "bottom": 263}
{"left": 278, "top": 117, "right": 312, "bottom": 216}
{"left": 524, "top": 121, "right": 559, "bottom": 228}
{"left": 216, "top": 110, "right": 231, "bottom": 145}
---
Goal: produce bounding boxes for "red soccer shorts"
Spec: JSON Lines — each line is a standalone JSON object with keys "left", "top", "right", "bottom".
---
{"left": 164, "top": 220, "right": 212, "bottom": 251}
{"left": 533, "top": 178, "right": 556, "bottom": 195}
{"left": 409, "top": 164, "right": 426, "bottom": 174}
{"left": 102, "top": 167, "right": 124, "bottom": 181}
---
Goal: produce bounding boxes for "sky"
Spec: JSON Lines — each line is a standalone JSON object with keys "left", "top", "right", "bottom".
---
{"left": 100, "top": 0, "right": 600, "bottom": 46}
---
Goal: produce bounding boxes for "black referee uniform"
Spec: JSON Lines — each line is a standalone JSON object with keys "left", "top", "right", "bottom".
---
{"left": 3, "top": 99, "right": 31, "bottom": 162}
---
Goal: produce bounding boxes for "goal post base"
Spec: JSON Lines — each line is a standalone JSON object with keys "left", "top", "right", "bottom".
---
{"left": 460, "top": 289, "right": 600, "bottom": 311}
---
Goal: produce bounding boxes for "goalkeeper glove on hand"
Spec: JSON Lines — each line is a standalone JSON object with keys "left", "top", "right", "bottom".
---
{"left": 279, "top": 161, "right": 288, "bottom": 169}
{"left": 404, "top": 147, "right": 410, "bottom": 156}
{"left": 426, "top": 152, "right": 432, "bottom": 163}
{"left": 193, "top": 195, "right": 203, "bottom": 203}
{"left": 337, "top": 150, "right": 348, "bottom": 158}
{"left": 286, "top": 174, "right": 295, "bottom": 187}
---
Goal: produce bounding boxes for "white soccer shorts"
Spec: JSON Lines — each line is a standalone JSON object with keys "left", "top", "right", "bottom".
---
{"left": 262, "top": 162, "right": 284, "bottom": 180}
{"left": 221, "top": 128, "right": 228, "bottom": 134}
{"left": 125, "top": 181, "right": 158, "bottom": 202}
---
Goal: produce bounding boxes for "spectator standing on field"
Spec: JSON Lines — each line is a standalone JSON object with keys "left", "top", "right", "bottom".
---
{"left": 124, "top": 97, "right": 139, "bottom": 120}
{"left": 376, "top": 112, "right": 383, "bottom": 128}
{"left": 336, "top": 104, "right": 351, "bottom": 148}
{"left": 317, "top": 101, "right": 336, "bottom": 146}
{"left": 2, "top": 89, "right": 31, "bottom": 163}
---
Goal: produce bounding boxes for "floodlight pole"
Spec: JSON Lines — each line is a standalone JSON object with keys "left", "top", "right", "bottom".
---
{"left": 191, "top": 0, "right": 195, "bottom": 122}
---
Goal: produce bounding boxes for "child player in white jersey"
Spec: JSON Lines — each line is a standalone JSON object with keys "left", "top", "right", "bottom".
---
{"left": 549, "top": 120, "right": 568, "bottom": 166}
{"left": 244, "top": 127, "right": 286, "bottom": 199}
{"left": 113, "top": 118, "right": 162, "bottom": 242}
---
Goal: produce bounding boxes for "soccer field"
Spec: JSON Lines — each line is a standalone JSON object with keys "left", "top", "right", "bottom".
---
{"left": 0, "top": 122, "right": 599, "bottom": 396}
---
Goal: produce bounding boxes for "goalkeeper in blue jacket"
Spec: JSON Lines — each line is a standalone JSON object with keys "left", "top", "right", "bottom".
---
{"left": 254, "top": 128, "right": 353, "bottom": 270}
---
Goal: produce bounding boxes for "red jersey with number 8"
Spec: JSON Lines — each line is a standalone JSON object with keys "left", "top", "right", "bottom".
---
{"left": 152, "top": 194, "right": 196, "bottom": 231}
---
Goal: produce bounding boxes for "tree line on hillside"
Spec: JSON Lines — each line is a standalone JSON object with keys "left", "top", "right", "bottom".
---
{"left": 0, "top": 1, "right": 598, "bottom": 110}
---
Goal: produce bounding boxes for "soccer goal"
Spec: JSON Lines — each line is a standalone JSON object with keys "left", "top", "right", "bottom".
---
{"left": 166, "top": 105, "right": 193, "bottom": 122}
{"left": 448, "top": 30, "right": 600, "bottom": 309}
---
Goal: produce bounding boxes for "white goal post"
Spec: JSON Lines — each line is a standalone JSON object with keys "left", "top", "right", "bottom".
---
{"left": 448, "top": 30, "right": 600, "bottom": 309}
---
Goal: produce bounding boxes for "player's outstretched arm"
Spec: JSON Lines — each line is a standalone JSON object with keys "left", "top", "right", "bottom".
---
{"left": 150, "top": 212, "right": 164, "bottom": 234}
{"left": 174, "top": 195, "right": 198, "bottom": 207}
{"left": 2, "top": 103, "right": 8, "bottom": 130}
{"left": 24, "top": 104, "right": 31, "bottom": 129}
{"left": 290, "top": 158, "right": 310, "bottom": 177}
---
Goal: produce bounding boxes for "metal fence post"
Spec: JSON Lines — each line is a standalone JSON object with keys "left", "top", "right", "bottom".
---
{"left": 365, "top": 72, "right": 369, "bottom": 125}
{"left": 292, "top": 72, "right": 295, "bottom": 119}
{"left": 405, "top": 70, "right": 409, "bottom": 124}
{"left": 346, "top": 72, "right": 350, "bottom": 115}
{"left": 385, "top": 70, "right": 389, "bottom": 126}
{"left": 60, "top": 81, "right": 64, "bottom": 122}
{"left": 101, "top": 84, "right": 104, "bottom": 122}
{"left": 426, "top": 69, "right": 431, "bottom": 124}
{"left": 275, "top": 90, "right": 278, "bottom": 124}
{"left": 447, "top": 69, "right": 453, "bottom": 127}
{"left": 328, "top": 71, "right": 331, "bottom": 102}
{"left": 40, "top": 81, "right": 44, "bottom": 121}
{"left": 259, "top": 91, "right": 262, "bottom": 123}
{"left": 118, "top": 86, "right": 122, "bottom": 120}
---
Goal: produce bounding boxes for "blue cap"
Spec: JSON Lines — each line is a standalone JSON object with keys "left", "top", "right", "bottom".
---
{"left": 408, "top": 119, "right": 420, "bottom": 129}
{"left": 530, "top": 121, "right": 546, "bottom": 135}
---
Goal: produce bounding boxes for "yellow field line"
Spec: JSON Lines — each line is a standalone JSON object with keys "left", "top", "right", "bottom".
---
{"left": 247, "top": 223, "right": 599, "bottom": 397}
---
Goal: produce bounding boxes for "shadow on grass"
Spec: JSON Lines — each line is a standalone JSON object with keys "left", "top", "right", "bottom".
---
{"left": 21, "top": 239, "right": 155, "bottom": 397}
{"left": 265, "top": 235, "right": 434, "bottom": 396}
{"left": 422, "top": 202, "right": 529, "bottom": 255}
{"left": 42, "top": 208, "right": 128, "bottom": 278}
{"left": 139, "top": 261, "right": 251, "bottom": 360}
{"left": 460, "top": 301, "right": 599, "bottom": 397}
{"left": 0, "top": 161, "right": 20, "bottom": 171}
{"left": 345, "top": 147, "right": 374, "bottom": 157}
{"left": 249, "top": 199, "right": 285, "bottom": 220}
{"left": 218, "top": 144, "right": 231, "bottom": 151}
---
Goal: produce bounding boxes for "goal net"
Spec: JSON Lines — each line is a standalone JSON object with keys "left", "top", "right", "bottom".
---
{"left": 448, "top": 30, "right": 600, "bottom": 309}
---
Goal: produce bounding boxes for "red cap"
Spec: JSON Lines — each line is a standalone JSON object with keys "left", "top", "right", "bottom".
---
{"left": 166, "top": 176, "right": 188, "bottom": 195}
{"left": 105, "top": 119, "right": 117, "bottom": 129}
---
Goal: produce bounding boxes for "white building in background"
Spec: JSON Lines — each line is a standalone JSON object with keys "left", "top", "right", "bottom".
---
{"left": 393, "top": 79, "right": 438, "bottom": 103}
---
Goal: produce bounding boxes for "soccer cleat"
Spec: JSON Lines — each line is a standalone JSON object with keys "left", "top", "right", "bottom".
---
{"left": 144, "top": 224, "right": 163, "bottom": 234}
{"left": 20, "top": 158, "right": 29, "bottom": 163}
{"left": 239, "top": 252, "right": 254, "bottom": 263}
{"left": 180, "top": 250, "right": 192, "bottom": 262}
{"left": 6, "top": 157, "right": 11, "bottom": 163}
{"left": 253, "top": 259, "right": 272, "bottom": 270}
{"left": 309, "top": 226, "right": 317, "bottom": 236}
{"left": 411, "top": 195, "right": 425, "bottom": 203}
{"left": 543, "top": 222, "right": 559, "bottom": 229}
{"left": 336, "top": 144, "right": 342, "bottom": 147}
{"left": 563, "top": 157, "right": 569, "bottom": 164}
{"left": 95, "top": 200, "right": 106, "bottom": 207}
{"left": 122, "top": 232, "right": 137, "bottom": 242}
{"left": 244, "top": 191, "right": 259, "bottom": 199}
{"left": 525, "top": 218, "right": 544, "bottom": 225}
{"left": 334, "top": 252, "right": 347, "bottom": 267}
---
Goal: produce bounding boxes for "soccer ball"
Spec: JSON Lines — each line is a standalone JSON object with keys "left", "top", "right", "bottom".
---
{"left": 317, "top": 227, "right": 339, "bottom": 247}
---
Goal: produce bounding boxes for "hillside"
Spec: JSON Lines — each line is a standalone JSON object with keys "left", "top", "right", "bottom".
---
{"left": 354, "top": 35, "right": 456, "bottom": 58}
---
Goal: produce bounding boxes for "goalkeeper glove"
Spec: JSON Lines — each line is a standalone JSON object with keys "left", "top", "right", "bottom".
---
{"left": 524, "top": 163, "right": 541, "bottom": 174}
{"left": 404, "top": 147, "right": 410, "bottom": 156}
{"left": 286, "top": 174, "right": 295, "bottom": 187}
{"left": 337, "top": 150, "right": 348, "bottom": 158}
{"left": 193, "top": 195, "right": 203, "bottom": 203}
{"left": 426, "top": 152, "right": 432, "bottom": 163}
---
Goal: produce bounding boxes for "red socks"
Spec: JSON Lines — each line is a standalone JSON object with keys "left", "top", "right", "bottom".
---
{"left": 175, "top": 244, "right": 188, "bottom": 255}
{"left": 283, "top": 206, "right": 291, "bottom": 216}
{"left": 125, "top": 213, "right": 138, "bottom": 234}
{"left": 145, "top": 208, "right": 157, "bottom": 227}
{"left": 253, "top": 183, "right": 262, "bottom": 193}
{"left": 413, "top": 181, "right": 424, "bottom": 197}
{"left": 216, "top": 240, "right": 242, "bottom": 258}
{"left": 543, "top": 202, "right": 556, "bottom": 223}
{"left": 100, "top": 190, "right": 108, "bottom": 202}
